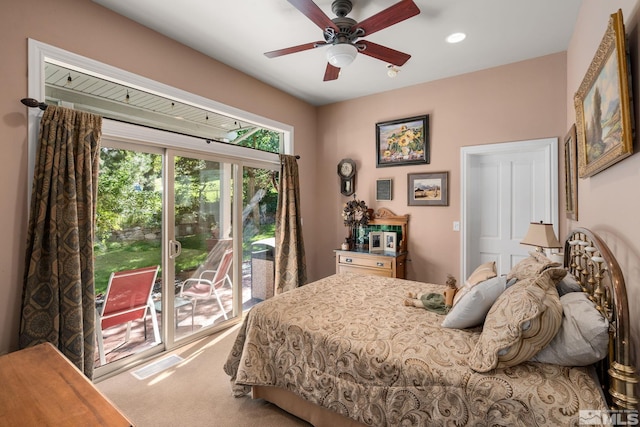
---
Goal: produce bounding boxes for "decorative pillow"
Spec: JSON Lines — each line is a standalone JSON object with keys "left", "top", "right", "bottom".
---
{"left": 531, "top": 292, "right": 609, "bottom": 366}
{"left": 468, "top": 268, "right": 564, "bottom": 372}
{"left": 442, "top": 276, "right": 517, "bottom": 329}
{"left": 506, "top": 252, "right": 561, "bottom": 282}
{"left": 556, "top": 273, "right": 582, "bottom": 296}
{"left": 458, "top": 260, "right": 496, "bottom": 293}
{"left": 451, "top": 260, "right": 497, "bottom": 308}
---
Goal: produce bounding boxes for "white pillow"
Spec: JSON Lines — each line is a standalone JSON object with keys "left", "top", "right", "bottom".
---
{"left": 531, "top": 292, "right": 609, "bottom": 366}
{"left": 442, "top": 276, "right": 516, "bottom": 329}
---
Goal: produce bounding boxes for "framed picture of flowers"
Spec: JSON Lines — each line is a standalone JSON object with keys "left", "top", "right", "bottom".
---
{"left": 376, "top": 115, "right": 429, "bottom": 167}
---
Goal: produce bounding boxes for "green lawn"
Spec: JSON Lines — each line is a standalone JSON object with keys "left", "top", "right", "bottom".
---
{"left": 94, "top": 226, "right": 275, "bottom": 295}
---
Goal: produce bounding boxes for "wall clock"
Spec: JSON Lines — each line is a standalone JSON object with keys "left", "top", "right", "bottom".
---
{"left": 337, "top": 158, "right": 356, "bottom": 196}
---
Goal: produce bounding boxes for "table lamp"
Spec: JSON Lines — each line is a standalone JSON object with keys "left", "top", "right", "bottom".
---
{"left": 521, "top": 221, "right": 562, "bottom": 253}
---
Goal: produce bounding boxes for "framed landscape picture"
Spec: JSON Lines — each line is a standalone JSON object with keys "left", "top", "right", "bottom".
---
{"left": 376, "top": 115, "right": 429, "bottom": 167}
{"left": 408, "top": 172, "right": 449, "bottom": 206}
{"left": 574, "top": 9, "right": 633, "bottom": 178}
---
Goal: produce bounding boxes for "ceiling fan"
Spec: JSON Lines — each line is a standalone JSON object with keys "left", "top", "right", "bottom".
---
{"left": 265, "top": 0, "right": 420, "bottom": 81}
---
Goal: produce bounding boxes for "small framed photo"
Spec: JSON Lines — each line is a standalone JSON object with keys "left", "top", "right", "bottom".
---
{"left": 376, "top": 115, "right": 429, "bottom": 167}
{"left": 369, "top": 231, "right": 383, "bottom": 253}
{"left": 383, "top": 231, "right": 397, "bottom": 253}
{"left": 376, "top": 179, "right": 393, "bottom": 201}
{"left": 408, "top": 171, "right": 449, "bottom": 206}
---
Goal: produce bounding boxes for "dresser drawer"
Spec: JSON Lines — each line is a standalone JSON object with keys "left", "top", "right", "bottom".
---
{"left": 338, "top": 254, "right": 392, "bottom": 269}
{"left": 338, "top": 264, "right": 392, "bottom": 277}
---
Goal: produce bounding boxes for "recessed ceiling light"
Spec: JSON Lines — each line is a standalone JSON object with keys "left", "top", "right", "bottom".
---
{"left": 446, "top": 32, "right": 466, "bottom": 44}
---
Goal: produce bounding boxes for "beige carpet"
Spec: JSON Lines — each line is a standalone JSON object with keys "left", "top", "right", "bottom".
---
{"left": 96, "top": 324, "right": 311, "bottom": 427}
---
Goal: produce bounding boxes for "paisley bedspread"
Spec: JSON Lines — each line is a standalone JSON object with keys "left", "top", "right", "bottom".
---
{"left": 224, "top": 273, "right": 608, "bottom": 426}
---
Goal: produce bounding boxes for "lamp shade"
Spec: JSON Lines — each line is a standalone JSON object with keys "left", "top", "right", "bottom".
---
{"left": 326, "top": 43, "right": 358, "bottom": 68}
{"left": 521, "top": 222, "right": 562, "bottom": 251}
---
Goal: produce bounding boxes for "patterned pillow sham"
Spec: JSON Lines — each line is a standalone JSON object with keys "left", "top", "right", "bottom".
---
{"left": 464, "top": 261, "right": 496, "bottom": 285}
{"left": 531, "top": 291, "right": 609, "bottom": 366}
{"left": 468, "top": 267, "right": 565, "bottom": 372}
{"left": 506, "top": 251, "right": 561, "bottom": 282}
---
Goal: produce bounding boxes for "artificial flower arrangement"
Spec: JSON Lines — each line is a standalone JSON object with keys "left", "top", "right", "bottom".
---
{"left": 342, "top": 195, "right": 370, "bottom": 228}
{"left": 341, "top": 195, "right": 370, "bottom": 249}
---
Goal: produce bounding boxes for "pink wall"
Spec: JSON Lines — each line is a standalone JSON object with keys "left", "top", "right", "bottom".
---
{"left": 0, "top": 0, "right": 318, "bottom": 354}
{"left": 566, "top": 0, "right": 640, "bottom": 384}
{"left": 317, "top": 53, "right": 567, "bottom": 282}
{"left": 1, "top": 0, "right": 637, "bottom": 386}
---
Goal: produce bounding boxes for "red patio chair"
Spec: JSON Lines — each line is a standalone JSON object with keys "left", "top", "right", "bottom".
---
{"left": 96, "top": 266, "right": 160, "bottom": 365}
{"left": 179, "top": 249, "right": 233, "bottom": 320}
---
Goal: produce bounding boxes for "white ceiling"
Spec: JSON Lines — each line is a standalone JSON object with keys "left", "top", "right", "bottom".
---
{"left": 93, "top": 0, "right": 582, "bottom": 106}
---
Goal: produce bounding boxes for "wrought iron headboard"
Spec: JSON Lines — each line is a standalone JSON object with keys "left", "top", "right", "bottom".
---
{"left": 564, "top": 228, "right": 638, "bottom": 410}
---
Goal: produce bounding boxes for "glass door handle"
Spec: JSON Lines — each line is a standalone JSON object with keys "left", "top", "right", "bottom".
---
{"left": 169, "top": 239, "right": 182, "bottom": 259}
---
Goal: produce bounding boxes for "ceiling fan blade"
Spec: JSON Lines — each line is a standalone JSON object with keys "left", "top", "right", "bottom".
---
{"left": 265, "top": 41, "right": 326, "bottom": 58}
{"left": 358, "top": 40, "right": 411, "bottom": 66}
{"left": 288, "top": 0, "right": 339, "bottom": 32}
{"left": 355, "top": 0, "right": 420, "bottom": 37}
{"left": 323, "top": 63, "right": 340, "bottom": 81}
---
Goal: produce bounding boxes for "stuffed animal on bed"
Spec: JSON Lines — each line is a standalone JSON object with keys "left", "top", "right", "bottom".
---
{"left": 404, "top": 275, "right": 457, "bottom": 314}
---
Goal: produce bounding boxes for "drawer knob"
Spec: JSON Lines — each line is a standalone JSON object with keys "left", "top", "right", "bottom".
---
{"left": 345, "top": 258, "right": 352, "bottom": 263}
{"left": 376, "top": 262, "right": 384, "bottom": 267}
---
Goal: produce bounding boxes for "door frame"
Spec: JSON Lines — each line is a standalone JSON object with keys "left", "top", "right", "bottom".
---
{"left": 460, "top": 138, "right": 558, "bottom": 280}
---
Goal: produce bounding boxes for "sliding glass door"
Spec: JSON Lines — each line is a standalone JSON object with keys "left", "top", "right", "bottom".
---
{"left": 94, "top": 143, "right": 164, "bottom": 367}
{"left": 94, "top": 143, "right": 247, "bottom": 371}
{"left": 167, "top": 152, "right": 238, "bottom": 342}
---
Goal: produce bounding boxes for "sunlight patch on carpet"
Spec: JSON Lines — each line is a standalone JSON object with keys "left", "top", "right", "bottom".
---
{"left": 132, "top": 354, "right": 184, "bottom": 380}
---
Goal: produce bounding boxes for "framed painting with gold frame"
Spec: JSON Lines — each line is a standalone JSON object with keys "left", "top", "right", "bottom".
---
{"left": 574, "top": 9, "right": 633, "bottom": 178}
{"left": 564, "top": 124, "right": 578, "bottom": 220}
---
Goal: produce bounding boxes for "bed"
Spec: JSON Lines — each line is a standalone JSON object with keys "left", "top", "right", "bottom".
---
{"left": 224, "top": 228, "right": 638, "bottom": 426}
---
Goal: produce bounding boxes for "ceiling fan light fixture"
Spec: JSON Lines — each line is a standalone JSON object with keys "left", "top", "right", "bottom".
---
{"left": 326, "top": 43, "right": 358, "bottom": 68}
{"left": 446, "top": 32, "right": 466, "bottom": 44}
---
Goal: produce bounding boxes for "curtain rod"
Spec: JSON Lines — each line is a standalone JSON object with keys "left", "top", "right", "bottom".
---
{"left": 20, "top": 98, "right": 300, "bottom": 159}
{"left": 21, "top": 98, "right": 47, "bottom": 110}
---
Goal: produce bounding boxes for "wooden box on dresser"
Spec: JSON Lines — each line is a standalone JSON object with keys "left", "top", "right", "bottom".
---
{"left": 335, "top": 208, "right": 409, "bottom": 279}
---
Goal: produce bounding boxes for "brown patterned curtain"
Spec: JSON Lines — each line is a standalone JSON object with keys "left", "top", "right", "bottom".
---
{"left": 274, "top": 154, "right": 307, "bottom": 293}
{"left": 19, "top": 106, "right": 102, "bottom": 379}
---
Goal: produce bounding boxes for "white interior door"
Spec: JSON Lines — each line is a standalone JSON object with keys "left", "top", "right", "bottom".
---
{"left": 461, "top": 138, "right": 558, "bottom": 278}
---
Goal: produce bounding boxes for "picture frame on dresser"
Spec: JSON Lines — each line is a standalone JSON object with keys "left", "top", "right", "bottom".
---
{"left": 383, "top": 232, "right": 397, "bottom": 254}
{"left": 574, "top": 9, "right": 633, "bottom": 178}
{"left": 369, "top": 231, "right": 383, "bottom": 253}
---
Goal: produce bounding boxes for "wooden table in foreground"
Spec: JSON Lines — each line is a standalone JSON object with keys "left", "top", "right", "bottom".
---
{"left": 0, "top": 342, "right": 133, "bottom": 426}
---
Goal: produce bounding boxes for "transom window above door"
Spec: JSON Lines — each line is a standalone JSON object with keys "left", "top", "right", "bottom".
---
{"left": 44, "top": 62, "right": 283, "bottom": 154}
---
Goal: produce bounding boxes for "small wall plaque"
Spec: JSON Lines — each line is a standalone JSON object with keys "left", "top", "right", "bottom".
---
{"left": 376, "top": 179, "right": 392, "bottom": 201}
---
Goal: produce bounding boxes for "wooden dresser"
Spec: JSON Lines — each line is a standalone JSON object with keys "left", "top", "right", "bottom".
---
{"left": 0, "top": 343, "right": 133, "bottom": 426}
{"left": 335, "top": 208, "right": 409, "bottom": 279}
{"left": 335, "top": 249, "right": 407, "bottom": 278}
